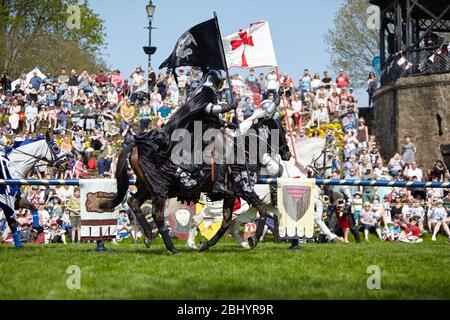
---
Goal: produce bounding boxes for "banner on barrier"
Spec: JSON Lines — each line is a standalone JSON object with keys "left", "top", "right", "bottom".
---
{"left": 79, "top": 179, "right": 119, "bottom": 241}
{"left": 277, "top": 179, "right": 315, "bottom": 239}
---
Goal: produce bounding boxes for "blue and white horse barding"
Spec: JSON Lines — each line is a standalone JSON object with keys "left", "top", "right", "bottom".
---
{"left": 0, "top": 132, "right": 68, "bottom": 247}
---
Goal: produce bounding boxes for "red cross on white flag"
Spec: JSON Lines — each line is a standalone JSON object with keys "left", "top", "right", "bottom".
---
{"left": 222, "top": 21, "right": 278, "bottom": 69}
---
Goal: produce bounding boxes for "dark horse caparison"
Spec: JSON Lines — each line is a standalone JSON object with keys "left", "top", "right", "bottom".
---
{"left": 100, "top": 118, "right": 291, "bottom": 254}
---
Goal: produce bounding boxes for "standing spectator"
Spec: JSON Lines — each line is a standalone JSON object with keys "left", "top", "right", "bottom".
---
{"left": 401, "top": 134, "right": 417, "bottom": 165}
{"left": 356, "top": 117, "right": 369, "bottom": 150}
{"left": 57, "top": 103, "right": 69, "bottom": 130}
{"left": 83, "top": 100, "right": 98, "bottom": 134}
{"left": 0, "top": 71, "right": 12, "bottom": 92}
{"left": 57, "top": 68, "right": 69, "bottom": 99}
{"left": 266, "top": 69, "right": 279, "bottom": 97}
{"left": 321, "top": 71, "right": 332, "bottom": 90}
{"left": 111, "top": 69, "right": 124, "bottom": 88}
{"left": 130, "top": 66, "right": 144, "bottom": 94}
{"left": 68, "top": 69, "right": 79, "bottom": 95}
{"left": 66, "top": 187, "right": 81, "bottom": 244}
{"left": 25, "top": 100, "right": 38, "bottom": 133}
{"left": 361, "top": 168, "right": 377, "bottom": 203}
{"left": 336, "top": 69, "right": 350, "bottom": 89}
{"left": 147, "top": 67, "right": 157, "bottom": 92}
{"left": 367, "top": 72, "right": 378, "bottom": 107}
{"left": 29, "top": 71, "right": 43, "bottom": 90}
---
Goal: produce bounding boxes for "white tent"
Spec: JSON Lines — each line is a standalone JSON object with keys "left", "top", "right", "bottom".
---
{"left": 11, "top": 67, "right": 46, "bottom": 89}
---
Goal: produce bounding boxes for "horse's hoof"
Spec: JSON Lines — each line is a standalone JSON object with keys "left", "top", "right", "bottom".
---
{"left": 248, "top": 236, "right": 258, "bottom": 249}
{"left": 170, "top": 248, "right": 180, "bottom": 255}
{"left": 144, "top": 238, "right": 152, "bottom": 248}
{"left": 198, "top": 242, "right": 209, "bottom": 252}
{"left": 186, "top": 242, "right": 197, "bottom": 251}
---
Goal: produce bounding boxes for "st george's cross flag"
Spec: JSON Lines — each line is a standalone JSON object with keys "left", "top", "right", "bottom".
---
{"left": 222, "top": 21, "right": 278, "bottom": 69}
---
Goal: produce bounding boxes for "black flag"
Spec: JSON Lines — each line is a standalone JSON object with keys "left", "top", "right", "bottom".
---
{"left": 159, "top": 18, "right": 227, "bottom": 71}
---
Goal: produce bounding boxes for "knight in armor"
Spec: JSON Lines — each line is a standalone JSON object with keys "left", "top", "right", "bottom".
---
{"left": 134, "top": 69, "right": 236, "bottom": 195}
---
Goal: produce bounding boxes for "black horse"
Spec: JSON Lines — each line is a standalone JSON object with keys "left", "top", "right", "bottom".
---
{"left": 101, "top": 118, "right": 291, "bottom": 254}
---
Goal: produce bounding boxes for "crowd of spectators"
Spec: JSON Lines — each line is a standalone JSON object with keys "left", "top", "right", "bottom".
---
{"left": 0, "top": 64, "right": 449, "bottom": 245}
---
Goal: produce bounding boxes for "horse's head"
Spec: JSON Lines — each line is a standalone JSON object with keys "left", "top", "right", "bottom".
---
{"left": 45, "top": 131, "right": 69, "bottom": 170}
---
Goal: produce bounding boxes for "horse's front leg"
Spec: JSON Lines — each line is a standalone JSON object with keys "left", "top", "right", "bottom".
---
{"left": 199, "top": 194, "right": 235, "bottom": 252}
{"left": 151, "top": 197, "right": 178, "bottom": 254}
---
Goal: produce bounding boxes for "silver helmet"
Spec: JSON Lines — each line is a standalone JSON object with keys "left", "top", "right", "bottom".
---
{"left": 260, "top": 99, "right": 277, "bottom": 118}
{"left": 203, "top": 69, "right": 224, "bottom": 91}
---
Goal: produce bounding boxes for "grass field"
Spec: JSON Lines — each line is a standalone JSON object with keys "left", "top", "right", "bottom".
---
{"left": 1, "top": 235, "right": 450, "bottom": 300}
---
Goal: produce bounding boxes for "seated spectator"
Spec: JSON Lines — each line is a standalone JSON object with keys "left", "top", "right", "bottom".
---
{"left": 399, "top": 218, "right": 423, "bottom": 243}
{"left": 157, "top": 99, "right": 173, "bottom": 128}
{"left": 98, "top": 141, "right": 115, "bottom": 176}
{"left": 117, "top": 208, "right": 132, "bottom": 240}
{"left": 19, "top": 222, "right": 32, "bottom": 243}
{"left": 384, "top": 216, "right": 402, "bottom": 241}
{"left": 429, "top": 199, "right": 450, "bottom": 242}
{"left": 359, "top": 202, "right": 382, "bottom": 241}
{"left": 45, "top": 220, "right": 66, "bottom": 244}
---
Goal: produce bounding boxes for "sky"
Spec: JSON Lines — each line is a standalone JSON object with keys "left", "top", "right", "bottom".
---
{"left": 89, "top": 0, "right": 367, "bottom": 104}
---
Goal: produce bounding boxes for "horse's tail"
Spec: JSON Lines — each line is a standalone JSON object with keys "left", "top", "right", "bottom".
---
{"left": 102, "top": 142, "right": 135, "bottom": 210}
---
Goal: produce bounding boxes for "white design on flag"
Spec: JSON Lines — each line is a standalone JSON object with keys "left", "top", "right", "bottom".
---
{"left": 223, "top": 21, "right": 278, "bottom": 68}
{"left": 176, "top": 32, "right": 198, "bottom": 60}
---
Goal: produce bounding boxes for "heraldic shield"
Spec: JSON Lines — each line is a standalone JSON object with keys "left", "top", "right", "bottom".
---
{"left": 277, "top": 179, "right": 316, "bottom": 240}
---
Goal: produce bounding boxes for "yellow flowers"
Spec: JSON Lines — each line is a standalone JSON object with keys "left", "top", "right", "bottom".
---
{"left": 307, "top": 123, "right": 345, "bottom": 148}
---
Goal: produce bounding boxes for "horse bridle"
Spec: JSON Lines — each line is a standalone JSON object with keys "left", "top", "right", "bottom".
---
{"left": 311, "top": 144, "right": 334, "bottom": 175}
{"left": 7, "top": 140, "right": 67, "bottom": 168}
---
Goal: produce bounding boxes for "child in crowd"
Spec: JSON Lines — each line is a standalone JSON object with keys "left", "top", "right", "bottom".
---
{"left": 45, "top": 220, "right": 66, "bottom": 244}
{"left": 352, "top": 191, "right": 363, "bottom": 225}
{"left": 399, "top": 218, "right": 423, "bottom": 243}
{"left": 384, "top": 216, "right": 402, "bottom": 241}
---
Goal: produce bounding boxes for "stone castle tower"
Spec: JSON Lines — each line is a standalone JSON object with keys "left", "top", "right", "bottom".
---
{"left": 371, "top": 0, "right": 450, "bottom": 170}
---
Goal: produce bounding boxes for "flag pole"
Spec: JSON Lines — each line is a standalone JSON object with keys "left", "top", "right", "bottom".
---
{"left": 275, "top": 67, "right": 303, "bottom": 171}
{"left": 213, "top": 12, "right": 250, "bottom": 175}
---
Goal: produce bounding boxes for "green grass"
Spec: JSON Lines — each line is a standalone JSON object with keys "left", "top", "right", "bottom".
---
{"left": 1, "top": 235, "right": 449, "bottom": 300}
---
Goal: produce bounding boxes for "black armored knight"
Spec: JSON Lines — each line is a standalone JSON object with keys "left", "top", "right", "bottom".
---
{"left": 134, "top": 69, "right": 235, "bottom": 194}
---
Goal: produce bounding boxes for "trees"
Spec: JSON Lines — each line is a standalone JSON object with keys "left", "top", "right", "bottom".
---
{"left": 325, "top": 0, "right": 379, "bottom": 89}
{"left": 0, "top": 0, "right": 106, "bottom": 78}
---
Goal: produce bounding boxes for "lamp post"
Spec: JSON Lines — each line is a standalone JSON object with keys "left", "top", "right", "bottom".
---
{"left": 144, "top": 0, "right": 157, "bottom": 94}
